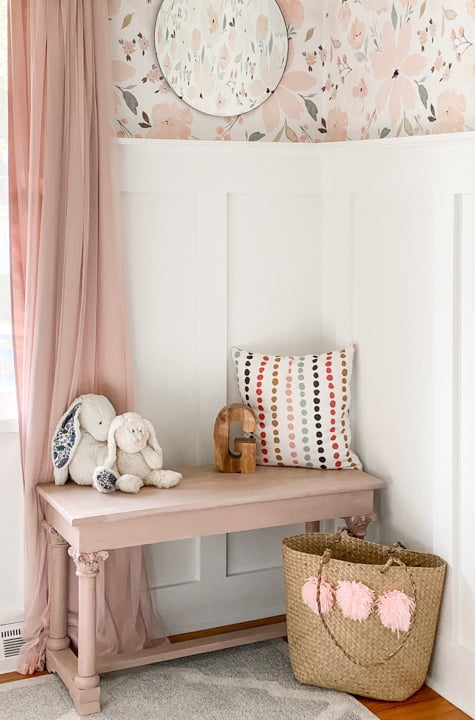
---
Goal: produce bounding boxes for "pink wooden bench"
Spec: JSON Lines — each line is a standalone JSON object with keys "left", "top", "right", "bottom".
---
{"left": 39, "top": 463, "right": 385, "bottom": 715}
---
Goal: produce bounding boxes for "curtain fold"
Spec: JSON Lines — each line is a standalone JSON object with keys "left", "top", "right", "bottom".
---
{"left": 8, "top": 0, "right": 164, "bottom": 674}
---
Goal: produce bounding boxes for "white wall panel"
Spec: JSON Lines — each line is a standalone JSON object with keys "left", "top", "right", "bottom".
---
{"left": 458, "top": 194, "right": 475, "bottom": 654}
{"left": 415, "top": 189, "right": 475, "bottom": 718}
{"left": 150, "top": 536, "right": 290, "bottom": 634}
{"left": 320, "top": 134, "right": 475, "bottom": 719}
{"left": 227, "top": 193, "right": 324, "bottom": 352}
{"left": 226, "top": 524, "right": 303, "bottom": 576}
{"left": 119, "top": 134, "right": 475, "bottom": 716}
{"left": 120, "top": 140, "right": 320, "bottom": 636}
{"left": 351, "top": 192, "right": 436, "bottom": 549}
{"left": 194, "top": 193, "right": 228, "bottom": 463}
{"left": 319, "top": 193, "right": 356, "bottom": 352}
{"left": 121, "top": 191, "right": 202, "bottom": 466}
{"left": 144, "top": 539, "right": 200, "bottom": 588}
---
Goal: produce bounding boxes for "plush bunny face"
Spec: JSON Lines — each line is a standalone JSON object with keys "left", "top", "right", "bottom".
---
{"left": 96, "top": 410, "right": 180, "bottom": 492}
{"left": 113, "top": 412, "right": 149, "bottom": 453}
{"left": 79, "top": 394, "right": 116, "bottom": 442}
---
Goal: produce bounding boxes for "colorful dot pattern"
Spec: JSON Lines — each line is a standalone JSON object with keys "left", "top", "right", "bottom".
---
{"left": 233, "top": 346, "right": 362, "bottom": 471}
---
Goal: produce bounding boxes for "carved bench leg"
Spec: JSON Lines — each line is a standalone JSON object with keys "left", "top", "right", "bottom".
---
{"left": 342, "top": 512, "right": 377, "bottom": 539}
{"left": 43, "top": 522, "right": 70, "bottom": 651}
{"left": 68, "top": 549, "right": 109, "bottom": 715}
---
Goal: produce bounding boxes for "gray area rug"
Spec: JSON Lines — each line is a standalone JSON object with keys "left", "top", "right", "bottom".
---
{"left": 0, "top": 640, "right": 378, "bottom": 720}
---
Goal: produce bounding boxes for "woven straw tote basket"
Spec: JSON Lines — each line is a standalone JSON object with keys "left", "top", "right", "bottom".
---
{"left": 282, "top": 530, "right": 446, "bottom": 701}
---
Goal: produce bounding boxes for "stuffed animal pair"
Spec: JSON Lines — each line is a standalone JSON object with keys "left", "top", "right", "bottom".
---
{"left": 51, "top": 394, "right": 181, "bottom": 493}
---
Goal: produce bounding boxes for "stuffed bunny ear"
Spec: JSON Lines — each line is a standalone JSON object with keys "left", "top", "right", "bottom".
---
{"left": 103, "top": 415, "right": 123, "bottom": 469}
{"left": 144, "top": 419, "right": 162, "bottom": 455}
{"left": 51, "top": 397, "right": 82, "bottom": 484}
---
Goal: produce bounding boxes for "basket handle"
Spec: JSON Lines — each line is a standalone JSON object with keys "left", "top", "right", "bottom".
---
{"left": 315, "top": 548, "right": 417, "bottom": 668}
{"left": 332, "top": 527, "right": 407, "bottom": 553}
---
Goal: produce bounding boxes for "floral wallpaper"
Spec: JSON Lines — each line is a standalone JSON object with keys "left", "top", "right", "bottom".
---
{"left": 109, "top": 0, "right": 475, "bottom": 141}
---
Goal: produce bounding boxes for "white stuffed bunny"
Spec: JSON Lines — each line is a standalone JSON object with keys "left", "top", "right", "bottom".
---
{"left": 51, "top": 394, "right": 119, "bottom": 493}
{"left": 93, "top": 412, "right": 182, "bottom": 494}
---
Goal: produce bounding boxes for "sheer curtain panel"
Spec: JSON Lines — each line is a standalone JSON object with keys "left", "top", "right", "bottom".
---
{"left": 8, "top": 0, "right": 163, "bottom": 673}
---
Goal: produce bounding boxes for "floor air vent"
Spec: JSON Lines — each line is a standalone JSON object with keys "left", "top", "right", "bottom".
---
{"left": 0, "top": 623, "right": 24, "bottom": 669}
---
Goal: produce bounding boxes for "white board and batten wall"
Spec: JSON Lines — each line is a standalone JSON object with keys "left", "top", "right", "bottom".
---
{"left": 119, "top": 140, "right": 323, "bottom": 635}
{"left": 119, "top": 132, "right": 475, "bottom": 718}
{"left": 319, "top": 134, "right": 475, "bottom": 718}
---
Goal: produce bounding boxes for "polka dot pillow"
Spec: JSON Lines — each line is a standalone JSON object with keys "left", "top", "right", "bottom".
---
{"left": 232, "top": 346, "right": 362, "bottom": 470}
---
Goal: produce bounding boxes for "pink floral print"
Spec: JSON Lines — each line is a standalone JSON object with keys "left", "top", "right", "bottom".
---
{"left": 109, "top": 0, "right": 475, "bottom": 143}
{"left": 326, "top": 107, "right": 349, "bottom": 141}
{"left": 145, "top": 66, "right": 161, "bottom": 84}
{"left": 137, "top": 33, "right": 149, "bottom": 55}
{"left": 349, "top": 19, "right": 365, "bottom": 50}
{"left": 207, "top": 6, "right": 218, "bottom": 34}
{"left": 259, "top": 44, "right": 315, "bottom": 132}
{"left": 108, "top": 0, "right": 121, "bottom": 16}
{"left": 146, "top": 102, "right": 193, "bottom": 139}
{"left": 256, "top": 14, "right": 270, "bottom": 42}
{"left": 352, "top": 78, "right": 369, "bottom": 101}
{"left": 338, "top": 3, "right": 352, "bottom": 32}
{"left": 432, "top": 89, "right": 467, "bottom": 132}
{"left": 119, "top": 38, "right": 136, "bottom": 62}
{"left": 112, "top": 60, "right": 136, "bottom": 82}
{"left": 279, "top": 0, "right": 305, "bottom": 29}
{"left": 370, "top": 21, "right": 426, "bottom": 124}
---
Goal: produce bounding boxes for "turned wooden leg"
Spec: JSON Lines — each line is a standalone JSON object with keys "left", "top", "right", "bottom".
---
{"left": 68, "top": 549, "right": 108, "bottom": 696}
{"left": 342, "top": 512, "right": 377, "bottom": 539}
{"left": 43, "top": 522, "right": 70, "bottom": 651}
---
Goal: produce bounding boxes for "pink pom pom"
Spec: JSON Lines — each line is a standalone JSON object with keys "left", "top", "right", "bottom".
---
{"left": 301, "top": 578, "right": 319, "bottom": 614}
{"left": 336, "top": 580, "right": 375, "bottom": 622}
{"left": 301, "top": 577, "right": 335, "bottom": 615}
{"left": 377, "top": 590, "right": 415, "bottom": 635}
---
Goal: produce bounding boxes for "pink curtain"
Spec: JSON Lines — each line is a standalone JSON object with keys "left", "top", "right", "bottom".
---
{"left": 8, "top": 0, "right": 163, "bottom": 673}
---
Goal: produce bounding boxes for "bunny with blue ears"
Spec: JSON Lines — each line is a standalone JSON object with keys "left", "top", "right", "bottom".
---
{"left": 51, "top": 394, "right": 124, "bottom": 493}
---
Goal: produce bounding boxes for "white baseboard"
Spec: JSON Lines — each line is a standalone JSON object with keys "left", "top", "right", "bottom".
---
{"left": 0, "top": 613, "right": 23, "bottom": 627}
{"left": 0, "top": 656, "right": 20, "bottom": 674}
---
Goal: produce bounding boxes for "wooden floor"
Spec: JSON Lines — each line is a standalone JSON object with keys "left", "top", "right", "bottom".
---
{"left": 1, "top": 616, "right": 471, "bottom": 720}
{"left": 0, "top": 670, "right": 48, "bottom": 684}
{"left": 359, "top": 685, "right": 472, "bottom": 719}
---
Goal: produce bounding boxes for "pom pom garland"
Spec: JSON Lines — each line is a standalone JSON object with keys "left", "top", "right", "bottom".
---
{"left": 336, "top": 580, "right": 375, "bottom": 622}
{"left": 301, "top": 577, "right": 335, "bottom": 615}
{"left": 377, "top": 590, "right": 415, "bottom": 635}
{"left": 301, "top": 577, "right": 416, "bottom": 632}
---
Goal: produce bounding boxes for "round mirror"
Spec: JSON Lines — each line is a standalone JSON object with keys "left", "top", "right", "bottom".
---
{"left": 155, "top": 0, "right": 288, "bottom": 117}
